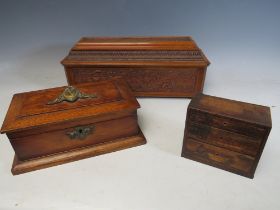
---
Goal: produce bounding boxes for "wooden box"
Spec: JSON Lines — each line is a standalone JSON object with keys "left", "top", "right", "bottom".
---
{"left": 61, "top": 36, "right": 210, "bottom": 98}
{"left": 181, "top": 94, "right": 272, "bottom": 178}
{"left": 0, "top": 79, "right": 146, "bottom": 175}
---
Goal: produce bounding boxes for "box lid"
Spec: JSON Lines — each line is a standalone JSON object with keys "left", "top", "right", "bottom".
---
{"left": 61, "top": 36, "right": 210, "bottom": 67}
{"left": 1, "top": 79, "right": 139, "bottom": 133}
{"left": 189, "top": 94, "right": 272, "bottom": 127}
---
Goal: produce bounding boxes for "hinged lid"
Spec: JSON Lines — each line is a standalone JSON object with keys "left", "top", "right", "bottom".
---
{"left": 189, "top": 94, "right": 272, "bottom": 127}
{"left": 1, "top": 79, "right": 139, "bottom": 133}
{"left": 61, "top": 36, "right": 210, "bottom": 67}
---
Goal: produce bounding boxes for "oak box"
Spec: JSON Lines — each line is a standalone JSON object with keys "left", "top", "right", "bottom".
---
{"left": 181, "top": 94, "right": 272, "bottom": 178}
{"left": 61, "top": 36, "right": 210, "bottom": 98}
{"left": 0, "top": 79, "right": 146, "bottom": 175}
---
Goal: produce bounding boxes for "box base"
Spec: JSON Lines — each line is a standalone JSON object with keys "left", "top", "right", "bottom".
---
{"left": 11, "top": 129, "right": 146, "bottom": 175}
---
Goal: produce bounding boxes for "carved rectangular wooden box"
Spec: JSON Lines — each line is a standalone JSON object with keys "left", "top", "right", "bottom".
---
{"left": 61, "top": 36, "right": 210, "bottom": 98}
{"left": 0, "top": 79, "right": 146, "bottom": 175}
{"left": 181, "top": 94, "right": 272, "bottom": 178}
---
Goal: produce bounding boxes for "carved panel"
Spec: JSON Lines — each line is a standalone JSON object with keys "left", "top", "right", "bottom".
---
{"left": 70, "top": 67, "right": 198, "bottom": 93}
{"left": 66, "top": 50, "right": 205, "bottom": 62}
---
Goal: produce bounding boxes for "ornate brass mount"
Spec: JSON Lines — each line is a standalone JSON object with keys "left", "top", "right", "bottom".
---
{"left": 66, "top": 125, "right": 94, "bottom": 140}
{"left": 47, "top": 86, "right": 97, "bottom": 105}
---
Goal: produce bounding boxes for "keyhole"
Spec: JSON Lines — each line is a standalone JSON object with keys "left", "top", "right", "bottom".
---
{"left": 223, "top": 122, "right": 227, "bottom": 126}
{"left": 79, "top": 129, "right": 83, "bottom": 134}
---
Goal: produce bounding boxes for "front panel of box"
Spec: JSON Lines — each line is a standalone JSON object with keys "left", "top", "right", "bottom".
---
{"left": 10, "top": 115, "right": 139, "bottom": 161}
{"left": 65, "top": 66, "right": 206, "bottom": 97}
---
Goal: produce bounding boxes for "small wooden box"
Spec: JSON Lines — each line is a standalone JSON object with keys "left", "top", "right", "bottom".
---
{"left": 61, "top": 36, "right": 210, "bottom": 98}
{"left": 0, "top": 79, "right": 146, "bottom": 175}
{"left": 181, "top": 94, "right": 272, "bottom": 178}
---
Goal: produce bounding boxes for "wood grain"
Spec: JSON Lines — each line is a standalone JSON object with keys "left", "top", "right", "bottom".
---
{"left": 181, "top": 93, "right": 272, "bottom": 178}
{"left": 1, "top": 79, "right": 146, "bottom": 175}
{"left": 11, "top": 115, "right": 139, "bottom": 160}
{"left": 1, "top": 78, "right": 139, "bottom": 133}
{"left": 61, "top": 36, "right": 210, "bottom": 98}
{"left": 12, "top": 129, "right": 146, "bottom": 175}
{"left": 183, "top": 138, "right": 255, "bottom": 176}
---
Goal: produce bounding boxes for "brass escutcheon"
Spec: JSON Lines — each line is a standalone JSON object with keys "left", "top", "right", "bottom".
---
{"left": 66, "top": 126, "right": 94, "bottom": 140}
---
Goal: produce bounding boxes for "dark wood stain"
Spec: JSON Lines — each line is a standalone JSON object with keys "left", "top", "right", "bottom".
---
{"left": 181, "top": 93, "right": 272, "bottom": 178}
